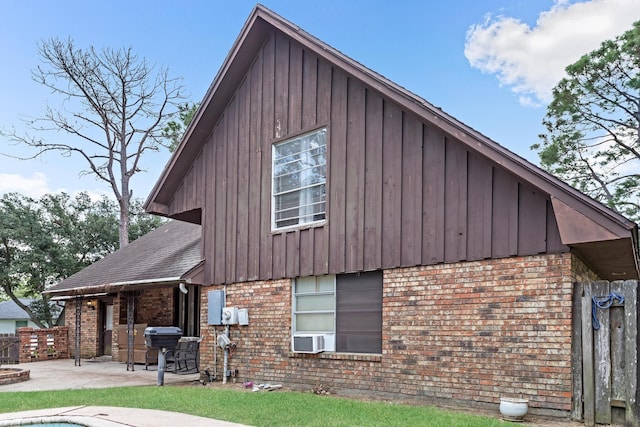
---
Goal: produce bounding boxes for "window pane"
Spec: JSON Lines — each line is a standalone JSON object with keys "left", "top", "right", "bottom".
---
{"left": 272, "top": 128, "right": 326, "bottom": 229}
{"left": 296, "top": 313, "right": 334, "bottom": 332}
{"left": 336, "top": 271, "right": 383, "bottom": 354}
{"left": 317, "top": 275, "right": 334, "bottom": 292}
{"left": 296, "top": 276, "right": 316, "bottom": 294}
{"left": 294, "top": 275, "right": 335, "bottom": 336}
{"left": 296, "top": 294, "right": 334, "bottom": 311}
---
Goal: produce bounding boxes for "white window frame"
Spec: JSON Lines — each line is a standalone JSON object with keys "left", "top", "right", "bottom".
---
{"left": 272, "top": 128, "right": 327, "bottom": 231}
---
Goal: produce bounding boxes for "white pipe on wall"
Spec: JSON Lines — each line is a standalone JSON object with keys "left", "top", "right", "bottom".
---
{"left": 222, "top": 324, "right": 230, "bottom": 384}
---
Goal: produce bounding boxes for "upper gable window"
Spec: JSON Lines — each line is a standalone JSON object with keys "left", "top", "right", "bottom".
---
{"left": 272, "top": 128, "right": 327, "bottom": 230}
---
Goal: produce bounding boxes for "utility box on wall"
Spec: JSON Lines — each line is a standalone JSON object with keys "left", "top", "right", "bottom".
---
{"left": 222, "top": 307, "right": 239, "bottom": 325}
{"left": 207, "top": 290, "right": 225, "bottom": 325}
{"left": 238, "top": 308, "right": 249, "bottom": 326}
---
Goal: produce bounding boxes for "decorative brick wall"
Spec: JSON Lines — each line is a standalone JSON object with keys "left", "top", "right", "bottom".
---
{"left": 17, "top": 326, "right": 69, "bottom": 362}
{"left": 200, "top": 252, "right": 576, "bottom": 417}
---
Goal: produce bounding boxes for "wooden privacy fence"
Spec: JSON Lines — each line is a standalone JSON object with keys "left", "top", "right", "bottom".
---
{"left": 0, "top": 334, "right": 20, "bottom": 364}
{"left": 573, "top": 281, "right": 638, "bottom": 426}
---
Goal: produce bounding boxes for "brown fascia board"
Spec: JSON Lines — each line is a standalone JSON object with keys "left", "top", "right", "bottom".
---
{"left": 146, "top": 4, "right": 637, "bottom": 243}
{"left": 181, "top": 260, "right": 205, "bottom": 285}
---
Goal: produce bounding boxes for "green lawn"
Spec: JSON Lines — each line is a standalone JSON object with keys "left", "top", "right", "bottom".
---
{"left": 0, "top": 386, "right": 512, "bottom": 426}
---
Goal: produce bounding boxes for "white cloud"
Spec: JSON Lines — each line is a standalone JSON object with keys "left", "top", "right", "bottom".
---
{"left": 464, "top": 0, "right": 640, "bottom": 106}
{"left": 0, "top": 172, "right": 113, "bottom": 202}
{"left": 0, "top": 172, "right": 50, "bottom": 197}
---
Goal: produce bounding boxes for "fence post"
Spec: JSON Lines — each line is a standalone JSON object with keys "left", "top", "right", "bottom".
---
{"left": 571, "top": 282, "right": 583, "bottom": 421}
{"left": 582, "top": 282, "right": 596, "bottom": 426}
{"left": 623, "top": 280, "right": 637, "bottom": 426}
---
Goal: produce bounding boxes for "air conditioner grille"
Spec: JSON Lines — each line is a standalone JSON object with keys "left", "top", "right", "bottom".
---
{"left": 292, "top": 334, "right": 325, "bottom": 353}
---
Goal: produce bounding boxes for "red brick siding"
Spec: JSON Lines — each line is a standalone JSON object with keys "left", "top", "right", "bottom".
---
{"left": 111, "top": 296, "right": 122, "bottom": 358}
{"left": 113, "top": 288, "right": 175, "bottom": 355}
{"left": 199, "top": 279, "right": 292, "bottom": 380}
{"left": 115, "top": 288, "right": 175, "bottom": 327}
{"left": 66, "top": 300, "right": 100, "bottom": 358}
{"left": 572, "top": 253, "right": 601, "bottom": 283}
{"left": 383, "top": 253, "right": 573, "bottom": 413}
{"left": 65, "top": 288, "right": 176, "bottom": 359}
{"left": 200, "top": 252, "right": 574, "bottom": 416}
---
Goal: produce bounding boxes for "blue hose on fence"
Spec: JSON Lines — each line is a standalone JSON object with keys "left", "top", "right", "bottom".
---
{"left": 592, "top": 292, "right": 624, "bottom": 330}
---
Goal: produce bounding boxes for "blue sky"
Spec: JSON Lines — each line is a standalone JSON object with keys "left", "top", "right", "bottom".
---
{"left": 1, "top": 0, "right": 639, "bottom": 201}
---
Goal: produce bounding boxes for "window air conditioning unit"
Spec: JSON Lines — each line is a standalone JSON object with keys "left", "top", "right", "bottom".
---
{"left": 292, "top": 334, "right": 325, "bottom": 353}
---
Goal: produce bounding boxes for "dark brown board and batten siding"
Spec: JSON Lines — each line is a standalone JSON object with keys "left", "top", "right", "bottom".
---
{"left": 165, "top": 30, "right": 568, "bottom": 285}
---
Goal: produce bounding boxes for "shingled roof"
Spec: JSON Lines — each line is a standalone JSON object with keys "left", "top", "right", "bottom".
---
{"left": 44, "top": 220, "right": 202, "bottom": 298}
{"left": 0, "top": 298, "right": 32, "bottom": 320}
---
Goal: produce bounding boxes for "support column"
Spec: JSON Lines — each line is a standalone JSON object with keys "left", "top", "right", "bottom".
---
{"left": 74, "top": 296, "right": 82, "bottom": 366}
{"left": 126, "top": 291, "right": 135, "bottom": 371}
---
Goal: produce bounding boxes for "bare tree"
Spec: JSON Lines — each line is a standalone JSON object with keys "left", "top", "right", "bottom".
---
{"left": 2, "top": 38, "right": 184, "bottom": 247}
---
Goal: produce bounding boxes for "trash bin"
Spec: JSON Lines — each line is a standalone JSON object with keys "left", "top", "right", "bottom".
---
{"left": 143, "top": 326, "right": 183, "bottom": 386}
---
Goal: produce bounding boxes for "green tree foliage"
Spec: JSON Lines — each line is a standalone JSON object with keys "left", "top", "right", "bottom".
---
{"left": 162, "top": 102, "right": 199, "bottom": 152}
{"left": 532, "top": 21, "right": 640, "bottom": 221}
{"left": 0, "top": 192, "right": 164, "bottom": 327}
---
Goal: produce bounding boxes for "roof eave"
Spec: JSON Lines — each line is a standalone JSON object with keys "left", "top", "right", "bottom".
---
{"left": 43, "top": 277, "right": 187, "bottom": 298}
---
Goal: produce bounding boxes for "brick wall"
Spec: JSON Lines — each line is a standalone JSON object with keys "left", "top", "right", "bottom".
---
{"left": 64, "top": 289, "right": 176, "bottom": 359}
{"left": 572, "top": 253, "right": 601, "bottom": 283}
{"left": 112, "top": 288, "right": 175, "bottom": 357}
{"left": 17, "top": 326, "right": 69, "bottom": 362}
{"left": 115, "top": 288, "right": 175, "bottom": 326}
{"left": 382, "top": 253, "right": 573, "bottom": 414}
{"left": 199, "top": 279, "right": 292, "bottom": 381}
{"left": 199, "top": 252, "right": 575, "bottom": 417}
{"left": 66, "top": 300, "right": 100, "bottom": 358}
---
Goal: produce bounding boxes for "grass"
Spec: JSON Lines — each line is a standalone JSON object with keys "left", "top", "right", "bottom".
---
{"left": 0, "top": 385, "right": 511, "bottom": 426}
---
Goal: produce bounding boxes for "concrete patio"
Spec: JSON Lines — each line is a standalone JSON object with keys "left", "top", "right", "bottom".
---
{"left": 0, "top": 358, "right": 248, "bottom": 427}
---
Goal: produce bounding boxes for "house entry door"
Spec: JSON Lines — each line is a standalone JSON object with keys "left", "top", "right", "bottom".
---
{"left": 102, "top": 304, "right": 114, "bottom": 355}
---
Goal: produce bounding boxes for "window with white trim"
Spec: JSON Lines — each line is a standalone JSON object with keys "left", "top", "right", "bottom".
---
{"left": 272, "top": 128, "right": 327, "bottom": 230}
{"left": 293, "top": 275, "right": 335, "bottom": 336}
{"left": 15, "top": 320, "right": 28, "bottom": 332}
{"left": 293, "top": 271, "right": 383, "bottom": 354}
